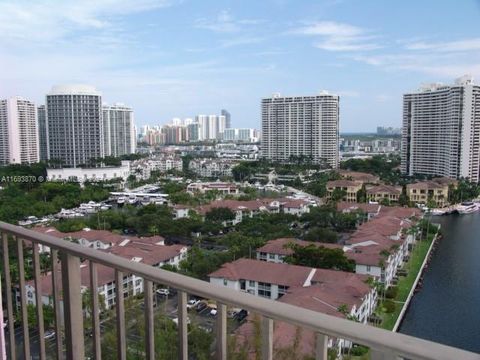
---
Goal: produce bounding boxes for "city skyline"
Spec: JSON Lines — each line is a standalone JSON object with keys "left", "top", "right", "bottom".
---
{"left": 2, "top": 0, "right": 480, "bottom": 132}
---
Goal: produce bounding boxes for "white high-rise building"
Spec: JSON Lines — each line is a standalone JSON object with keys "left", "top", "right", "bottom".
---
{"left": 103, "top": 103, "right": 136, "bottom": 157}
{"left": 208, "top": 115, "right": 217, "bottom": 140}
{"left": 46, "top": 85, "right": 103, "bottom": 168}
{"left": 401, "top": 75, "right": 480, "bottom": 182}
{"left": 261, "top": 92, "right": 339, "bottom": 168}
{"left": 196, "top": 115, "right": 208, "bottom": 140}
{"left": 0, "top": 97, "right": 40, "bottom": 165}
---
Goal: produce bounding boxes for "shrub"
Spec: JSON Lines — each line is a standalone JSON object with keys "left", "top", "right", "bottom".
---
{"left": 382, "top": 300, "right": 396, "bottom": 313}
{"left": 350, "top": 345, "right": 369, "bottom": 356}
{"left": 385, "top": 286, "right": 398, "bottom": 299}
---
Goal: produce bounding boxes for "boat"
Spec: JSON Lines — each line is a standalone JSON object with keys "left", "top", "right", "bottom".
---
{"left": 430, "top": 208, "right": 446, "bottom": 216}
{"left": 141, "top": 197, "right": 153, "bottom": 206}
{"left": 127, "top": 195, "right": 137, "bottom": 205}
{"left": 117, "top": 196, "right": 126, "bottom": 205}
{"left": 457, "top": 202, "right": 479, "bottom": 215}
{"left": 100, "top": 203, "right": 111, "bottom": 211}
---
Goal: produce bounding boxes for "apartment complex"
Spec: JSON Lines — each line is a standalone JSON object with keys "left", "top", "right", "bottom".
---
{"left": 326, "top": 180, "right": 362, "bottom": 202}
{"left": 406, "top": 180, "right": 451, "bottom": 207}
{"left": 366, "top": 184, "right": 402, "bottom": 203}
{"left": 46, "top": 85, "right": 104, "bottom": 167}
{"left": 0, "top": 97, "right": 40, "bottom": 165}
{"left": 401, "top": 75, "right": 480, "bottom": 182}
{"left": 103, "top": 103, "right": 136, "bottom": 157}
{"left": 261, "top": 92, "right": 339, "bottom": 168}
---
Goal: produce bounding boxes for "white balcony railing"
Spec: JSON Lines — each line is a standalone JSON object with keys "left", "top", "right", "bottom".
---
{"left": 1, "top": 221, "right": 479, "bottom": 360}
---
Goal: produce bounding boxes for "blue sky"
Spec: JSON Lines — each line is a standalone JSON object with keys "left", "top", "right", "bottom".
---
{"left": 1, "top": 0, "right": 480, "bottom": 132}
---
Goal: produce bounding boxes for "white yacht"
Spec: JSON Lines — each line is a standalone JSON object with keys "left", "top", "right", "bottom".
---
{"left": 127, "top": 195, "right": 138, "bottom": 205}
{"left": 117, "top": 196, "right": 126, "bottom": 205}
{"left": 457, "top": 202, "right": 479, "bottom": 215}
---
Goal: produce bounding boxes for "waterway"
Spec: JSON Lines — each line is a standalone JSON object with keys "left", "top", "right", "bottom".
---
{"left": 399, "top": 212, "right": 480, "bottom": 353}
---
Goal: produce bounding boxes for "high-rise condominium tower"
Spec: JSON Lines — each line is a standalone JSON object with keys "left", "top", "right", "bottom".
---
{"left": 221, "top": 109, "right": 231, "bottom": 128}
{"left": 103, "top": 103, "right": 135, "bottom": 157}
{"left": 37, "top": 105, "right": 48, "bottom": 161}
{"left": 261, "top": 92, "right": 339, "bottom": 168}
{"left": 401, "top": 75, "right": 480, "bottom": 182}
{"left": 0, "top": 97, "right": 39, "bottom": 165}
{"left": 46, "top": 85, "right": 103, "bottom": 167}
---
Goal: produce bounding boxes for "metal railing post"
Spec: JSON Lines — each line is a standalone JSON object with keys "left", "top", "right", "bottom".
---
{"left": 60, "top": 252, "right": 84, "bottom": 360}
{"left": 144, "top": 280, "right": 154, "bottom": 360}
{"left": 51, "top": 250, "right": 63, "bottom": 359}
{"left": 33, "top": 243, "right": 46, "bottom": 360}
{"left": 315, "top": 333, "right": 328, "bottom": 360}
{"left": 2, "top": 233, "right": 15, "bottom": 360}
{"left": 17, "top": 237, "right": 31, "bottom": 360}
{"left": 115, "top": 270, "right": 126, "bottom": 360}
{"left": 216, "top": 302, "right": 227, "bottom": 360}
{"left": 261, "top": 317, "right": 273, "bottom": 360}
{"left": 178, "top": 290, "right": 188, "bottom": 360}
{"left": 89, "top": 261, "right": 101, "bottom": 360}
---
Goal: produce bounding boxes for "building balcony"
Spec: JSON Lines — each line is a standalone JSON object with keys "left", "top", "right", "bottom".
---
{"left": 0, "top": 221, "right": 478, "bottom": 360}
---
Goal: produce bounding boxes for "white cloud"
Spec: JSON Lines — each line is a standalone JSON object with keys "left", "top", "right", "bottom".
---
{"left": 0, "top": 0, "right": 173, "bottom": 45}
{"left": 220, "top": 36, "right": 265, "bottom": 48}
{"left": 290, "top": 21, "right": 381, "bottom": 52}
{"left": 194, "top": 10, "right": 262, "bottom": 33}
{"left": 404, "top": 38, "right": 480, "bottom": 52}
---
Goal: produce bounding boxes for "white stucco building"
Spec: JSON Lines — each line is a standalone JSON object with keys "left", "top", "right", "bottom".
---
{"left": 401, "top": 75, "right": 480, "bottom": 182}
{"left": 47, "top": 161, "right": 130, "bottom": 183}
{"left": 0, "top": 97, "right": 40, "bottom": 165}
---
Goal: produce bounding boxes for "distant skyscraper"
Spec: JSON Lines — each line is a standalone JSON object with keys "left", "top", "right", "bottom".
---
{"left": 208, "top": 115, "right": 217, "bottom": 140}
{"left": 401, "top": 75, "right": 480, "bottom": 181}
{"left": 103, "top": 103, "right": 135, "bottom": 157}
{"left": 261, "top": 92, "right": 339, "bottom": 168}
{"left": 46, "top": 85, "right": 103, "bottom": 167}
{"left": 37, "top": 105, "right": 48, "bottom": 161}
{"left": 196, "top": 115, "right": 208, "bottom": 140}
{"left": 187, "top": 123, "right": 200, "bottom": 141}
{"left": 0, "top": 97, "right": 40, "bottom": 165}
{"left": 221, "top": 109, "right": 231, "bottom": 128}
{"left": 217, "top": 115, "right": 226, "bottom": 139}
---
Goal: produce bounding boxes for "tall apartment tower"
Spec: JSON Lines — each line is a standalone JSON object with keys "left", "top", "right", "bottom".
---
{"left": 102, "top": 103, "right": 135, "bottom": 157}
{"left": 37, "top": 105, "right": 48, "bottom": 161}
{"left": 46, "top": 85, "right": 104, "bottom": 167}
{"left": 196, "top": 115, "right": 208, "bottom": 140}
{"left": 0, "top": 97, "right": 40, "bottom": 165}
{"left": 221, "top": 109, "right": 231, "bottom": 128}
{"left": 261, "top": 92, "right": 339, "bottom": 168}
{"left": 401, "top": 75, "right": 480, "bottom": 182}
{"left": 208, "top": 115, "right": 218, "bottom": 140}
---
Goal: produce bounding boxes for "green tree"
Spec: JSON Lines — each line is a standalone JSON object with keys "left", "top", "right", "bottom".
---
{"left": 205, "top": 207, "right": 236, "bottom": 223}
{"left": 284, "top": 244, "right": 355, "bottom": 272}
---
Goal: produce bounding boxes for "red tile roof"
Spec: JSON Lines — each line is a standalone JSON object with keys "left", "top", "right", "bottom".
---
{"left": 336, "top": 202, "right": 381, "bottom": 214}
{"left": 209, "top": 258, "right": 314, "bottom": 287}
{"left": 256, "top": 238, "right": 342, "bottom": 256}
{"left": 327, "top": 180, "right": 362, "bottom": 188}
{"left": 366, "top": 184, "right": 401, "bottom": 195}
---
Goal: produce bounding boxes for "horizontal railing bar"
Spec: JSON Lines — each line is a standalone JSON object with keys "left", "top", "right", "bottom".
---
{"left": 1, "top": 222, "right": 479, "bottom": 360}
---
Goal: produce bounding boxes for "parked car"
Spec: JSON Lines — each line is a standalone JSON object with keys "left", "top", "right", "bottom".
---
{"left": 44, "top": 330, "right": 56, "bottom": 340}
{"left": 187, "top": 299, "right": 200, "bottom": 310}
{"left": 234, "top": 309, "right": 248, "bottom": 322}
{"left": 195, "top": 301, "right": 208, "bottom": 313}
{"left": 156, "top": 288, "right": 170, "bottom": 296}
{"left": 209, "top": 308, "right": 217, "bottom": 316}
{"left": 227, "top": 308, "right": 242, "bottom": 318}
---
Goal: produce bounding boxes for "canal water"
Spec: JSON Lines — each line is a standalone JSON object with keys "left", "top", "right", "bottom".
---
{"left": 399, "top": 212, "right": 480, "bottom": 353}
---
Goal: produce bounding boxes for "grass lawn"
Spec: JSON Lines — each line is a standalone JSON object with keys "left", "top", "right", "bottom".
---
{"left": 378, "top": 234, "right": 435, "bottom": 330}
